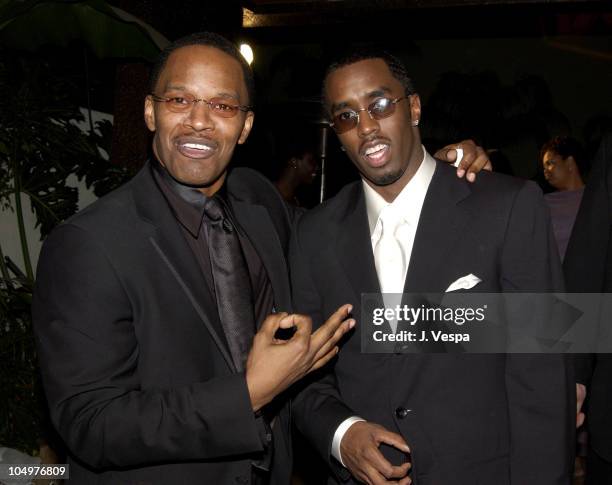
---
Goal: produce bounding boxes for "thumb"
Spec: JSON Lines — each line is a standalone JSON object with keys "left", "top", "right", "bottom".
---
{"left": 444, "top": 148, "right": 458, "bottom": 161}
{"left": 376, "top": 429, "right": 411, "bottom": 453}
{"left": 260, "top": 312, "right": 288, "bottom": 337}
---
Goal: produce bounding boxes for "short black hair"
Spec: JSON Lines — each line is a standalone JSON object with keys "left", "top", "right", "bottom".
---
{"left": 323, "top": 48, "right": 416, "bottom": 105}
{"left": 540, "top": 136, "right": 587, "bottom": 174}
{"left": 148, "top": 32, "right": 255, "bottom": 106}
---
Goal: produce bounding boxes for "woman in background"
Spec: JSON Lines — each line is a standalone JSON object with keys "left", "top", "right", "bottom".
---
{"left": 541, "top": 136, "right": 587, "bottom": 261}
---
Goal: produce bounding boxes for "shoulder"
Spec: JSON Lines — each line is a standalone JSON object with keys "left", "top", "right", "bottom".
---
{"left": 43, "top": 166, "right": 150, "bottom": 254}
{"left": 62, "top": 172, "right": 140, "bottom": 232}
{"left": 472, "top": 169, "right": 544, "bottom": 213}
{"left": 227, "top": 166, "right": 292, "bottom": 244}
{"left": 295, "top": 180, "right": 362, "bottom": 237}
{"left": 226, "top": 167, "right": 284, "bottom": 205}
{"left": 227, "top": 167, "right": 287, "bottom": 211}
{"left": 436, "top": 161, "right": 544, "bottom": 209}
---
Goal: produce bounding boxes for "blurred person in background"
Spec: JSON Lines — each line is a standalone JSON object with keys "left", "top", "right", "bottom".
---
{"left": 273, "top": 129, "right": 319, "bottom": 209}
{"left": 541, "top": 136, "right": 587, "bottom": 261}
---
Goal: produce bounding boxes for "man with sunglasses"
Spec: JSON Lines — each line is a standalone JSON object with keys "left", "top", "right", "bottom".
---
{"left": 289, "top": 50, "right": 573, "bottom": 484}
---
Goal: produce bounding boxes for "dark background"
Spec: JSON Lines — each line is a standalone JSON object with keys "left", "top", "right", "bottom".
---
{"left": 87, "top": 0, "right": 611, "bottom": 201}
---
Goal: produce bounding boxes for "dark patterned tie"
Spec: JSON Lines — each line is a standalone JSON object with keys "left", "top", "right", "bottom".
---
{"left": 203, "top": 195, "right": 256, "bottom": 372}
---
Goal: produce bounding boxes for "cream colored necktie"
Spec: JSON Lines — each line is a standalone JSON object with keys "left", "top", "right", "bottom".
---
{"left": 373, "top": 206, "right": 408, "bottom": 331}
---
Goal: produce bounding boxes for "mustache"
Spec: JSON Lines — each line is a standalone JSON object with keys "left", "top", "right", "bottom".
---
{"left": 174, "top": 135, "right": 219, "bottom": 149}
{"left": 359, "top": 136, "right": 391, "bottom": 155}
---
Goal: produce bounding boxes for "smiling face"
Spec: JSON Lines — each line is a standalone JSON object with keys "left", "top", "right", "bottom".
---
{"left": 325, "top": 58, "right": 422, "bottom": 200}
{"left": 144, "top": 45, "right": 254, "bottom": 196}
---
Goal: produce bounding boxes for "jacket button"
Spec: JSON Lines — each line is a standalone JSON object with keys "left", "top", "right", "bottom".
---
{"left": 395, "top": 407, "right": 411, "bottom": 419}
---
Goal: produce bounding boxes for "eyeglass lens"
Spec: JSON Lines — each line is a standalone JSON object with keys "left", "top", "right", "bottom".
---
{"left": 332, "top": 98, "right": 400, "bottom": 134}
{"left": 156, "top": 94, "right": 243, "bottom": 118}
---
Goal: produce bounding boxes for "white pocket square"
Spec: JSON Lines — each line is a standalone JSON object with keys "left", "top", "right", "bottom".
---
{"left": 445, "top": 273, "right": 482, "bottom": 292}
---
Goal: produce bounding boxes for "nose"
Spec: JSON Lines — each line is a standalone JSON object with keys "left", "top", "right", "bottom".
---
{"left": 357, "top": 109, "right": 379, "bottom": 138}
{"left": 184, "top": 101, "right": 214, "bottom": 132}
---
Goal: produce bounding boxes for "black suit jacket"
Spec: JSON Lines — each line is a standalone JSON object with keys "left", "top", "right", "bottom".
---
{"left": 32, "top": 163, "right": 293, "bottom": 485}
{"left": 290, "top": 161, "right": 573, "bottom": 485}
{"left": 565, "top": 134, "right": 612, "bottom": 461}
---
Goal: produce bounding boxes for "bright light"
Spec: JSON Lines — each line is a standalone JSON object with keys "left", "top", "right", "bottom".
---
{"left": 239, "top": 43, "right": 254, "bottom": 65}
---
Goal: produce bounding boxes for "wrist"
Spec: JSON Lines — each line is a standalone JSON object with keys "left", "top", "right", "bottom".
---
{"left": 332, "top": 416, "right": 366, "bottom": 466}
{"left": 246, "top": 373, "right": 269, "bottom": 412}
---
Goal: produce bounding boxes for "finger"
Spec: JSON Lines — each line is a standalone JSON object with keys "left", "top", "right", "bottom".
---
{"left": 357, "top": 464, "right": 384, "bottom": 485}
{"left": 385, "top": 461, "right": 411, "bottom": 480}
{"left": 445, "top": 148, "right": 458, "bottom": 162}
{"left": 259, "top": 312, "right": 288, "bottom": 338}
{"left": 311, "top": 318, "right": 355, "bottom": 362}
{"left": 311, "top": 304, "right": 353, "bottom": 348}
{"left": 462, "top": 147, "right": 487, "bottom": 172}
{"left": 455, "top": 148, "right": 473, "bottom": 179}
{"left": 308, "top": 346, "right": 339, "bottom": 373}
{"left": 375, "top": 429, "right": 411, "bottom": 454}
{"left": 433, "top": 145, "right": 455, "bottom": 163}
{"left": 283, "top": 313, "right": 312, "bottom": 337}
{"left": 358, "top": 463, "right": 388, "bottom": 485}
{"left": 577, "top": 412, "right": 585, "bottom": 428}
{"left": 458, "top": 146, "right": 477, "bottom": 170}
{"left": 457, "top": 139, "right": 477, "bottom": 158}
{"left": 464, "top": 151, "right": 491, "bottom": 183}
{"left": 364, "top": 449, "right": 407, "bottom": 483}
{"left": 456, "top": 139, "right": 479, "bottom": 174}
{"left": 398, "top": 476, "right": 412, "bottom": 485}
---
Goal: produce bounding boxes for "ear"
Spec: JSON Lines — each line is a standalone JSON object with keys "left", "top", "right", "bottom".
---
{"left": 409, "top": 94, "right": 421, "bottom": 124}
{"left": 238, "top": 111, "right": 254, "bottom": 145}
{"left": 144, "top": 95, "right": 156, "bottom": 132}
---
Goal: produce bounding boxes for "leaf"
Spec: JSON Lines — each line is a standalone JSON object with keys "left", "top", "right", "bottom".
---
{"left": 0, "top": 54, "right": 108, "bottom": 237}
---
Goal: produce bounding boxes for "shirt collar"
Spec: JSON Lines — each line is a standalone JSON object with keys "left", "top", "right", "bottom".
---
{"left": 152, "top": 160, "right": 228, "bottom": 237}
{"left": 363, "top": 146, "right": 436, "bottom": 235}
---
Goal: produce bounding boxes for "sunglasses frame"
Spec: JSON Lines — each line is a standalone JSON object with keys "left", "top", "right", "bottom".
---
{"left": 330, "top": 96, "right": 409, "bottom": 134}
{"left": 150, "top": 93, "right": 252, "bottom": 117}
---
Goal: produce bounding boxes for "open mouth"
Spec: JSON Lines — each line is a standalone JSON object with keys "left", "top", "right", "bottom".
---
{"left": 361, "top": 142, "right": 391, "bottom": 168}
{"left": 176, "top": 138, "right": 218, "bottom": 159}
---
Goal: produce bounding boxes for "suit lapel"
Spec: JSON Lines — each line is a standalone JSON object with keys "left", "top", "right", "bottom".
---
{"left": 404, "top": 162, "right": 472, "bottom": 293}
{"left": 231, "top": 199, "right": 292, "bottom": 318}
{"left": 131, "top": 164, "right": 236, "bottom": 372}
{"left": 335, "top": 183, "right": 381, "bottom": 301}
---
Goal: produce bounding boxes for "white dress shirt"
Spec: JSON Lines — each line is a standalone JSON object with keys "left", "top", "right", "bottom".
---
{"left": 331, "top": 146, "right": 436, "bottom": 466}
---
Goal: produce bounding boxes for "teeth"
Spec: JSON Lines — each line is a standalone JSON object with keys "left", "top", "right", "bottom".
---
{"left": 364, "top": 144, "right": 387, "bottom": 156}
{"left": 183, "top": 143, "right": 211, "bottom": 150}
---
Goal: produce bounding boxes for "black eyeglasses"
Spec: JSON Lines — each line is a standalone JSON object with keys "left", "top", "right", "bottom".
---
{"left": 150, "top": 93, "right": 252, "bottom": 118}
{"left": 330, "top": 96, "right": 408, "bottom": 134}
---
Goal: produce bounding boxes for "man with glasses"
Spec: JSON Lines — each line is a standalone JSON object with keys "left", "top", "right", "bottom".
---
{"left": 289, "top": 49, "right": 573, "bottom": 484}
{"left": 32, "top": 32, "right": 357, "bottom": 485}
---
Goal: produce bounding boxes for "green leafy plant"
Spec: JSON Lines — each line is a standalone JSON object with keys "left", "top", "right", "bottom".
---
{"left": 0, "top": 52, "right": 131, "bottom": 454}
{"left": 0, "top": 0, "right": 165, "bottom": 454}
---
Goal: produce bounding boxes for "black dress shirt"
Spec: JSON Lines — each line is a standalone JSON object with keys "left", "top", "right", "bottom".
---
{"left": 152, "top": 162, "right": 275, "bottom": 331}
